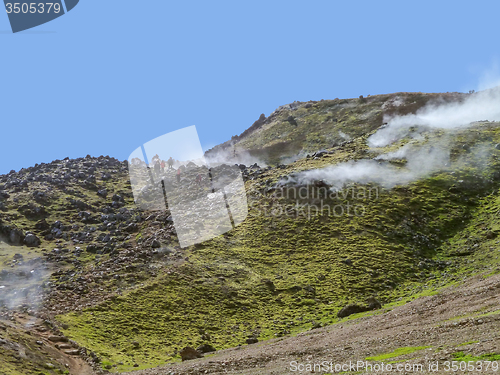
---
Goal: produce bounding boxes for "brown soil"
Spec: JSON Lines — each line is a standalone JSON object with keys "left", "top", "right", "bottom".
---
{"left": 1, "top": 313, "right": 95, "bottom": 375}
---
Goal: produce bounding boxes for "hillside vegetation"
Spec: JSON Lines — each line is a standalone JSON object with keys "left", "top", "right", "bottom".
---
{"left": 206, "top": 92, "right": 469, "bottom": 164}
{"left": 1, "top": 91, "right": 500, "bottom": 373}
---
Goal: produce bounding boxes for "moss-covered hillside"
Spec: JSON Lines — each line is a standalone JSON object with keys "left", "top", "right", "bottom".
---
{"left": 1, "top": 91, "right": 500, "bottom": 373}
{"left": 205, "top": 92, "right": 469, "bottom": 165}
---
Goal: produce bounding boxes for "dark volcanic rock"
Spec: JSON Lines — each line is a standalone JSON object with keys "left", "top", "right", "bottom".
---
{"left": 124, "top": 223, "right": 138, "bottom": 233}
{"left": 337, "top": 304, "right": 367, "bottom": 318}
{"left": 86, "top": 244, "right": 103, "bottom": 253}
{"left": 35, "top": 219, "right": 50, "bottom": 231}
{"left": 286, "top": 115, "right": 298, "bottom": 126}
{"left": 24, "top": 233, "right": 41, "bottom": 247}
{"left": 180, "top": 347, "right": 203, "bottom": 361}
{"left": 97, "top": 189, "right": 108, "bottom": 197}
{"left": 341, "top": 258, "right": 353, "bottom": 266}
{"left": 9, "top": 228, "right": 24, "bottom": 245}
{"left": 366, "top": 297, "right": 382, "bottom": 310}
{"left": 337, "top": 297, "right": 382, "bottom": 318}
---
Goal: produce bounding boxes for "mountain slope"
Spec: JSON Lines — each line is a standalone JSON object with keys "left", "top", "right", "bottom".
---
{"left": 205, "top": 92, "right": 468, "bottom": 165}
{"left": 1, "top": 91, "right": 500, "bottom": 373}
{"left": 123, "top": 272, "right": 500, "bottom": 375}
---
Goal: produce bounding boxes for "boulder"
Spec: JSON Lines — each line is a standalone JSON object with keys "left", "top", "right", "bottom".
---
{"left": 97, "top": 189, "right": 108, "bottom": 197}
{"left": 366, "top": 297, "right": 382, "bottom": 310}
{"left": 286, "top": 115, "right": 298, "bottom": 126}
{"left": 180, "top": 347, "right": 203, "bottom": 361}
{"left": 70, "top": 199, "right": 90, "bottom": 211}
{"left": 341, "top": 258, "right": 352, "bottom": 266}
{"left": 337, "top": 304, "right": 366, "bottom": 318}
{"left": 86, "top": 244, "right": 102, "bottom": 253}
{"left": 35, "top": 219, "right": 50, "bottom": 231}
{"left": 112, "top": 194, "right": 123, "bottom": 202}
{"left": 24, "top": 233, "right": 41, "bottom": 247}
{"left": 337, "top": 297, "right": 382, "bottom": 318}
{"left": 124, "top": 223, "right": 138, "bottom": 233}
{"left": 9, "top": 228, "right": 24, "bottom": 245}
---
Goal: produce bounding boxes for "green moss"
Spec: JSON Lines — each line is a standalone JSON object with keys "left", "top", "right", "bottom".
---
{"left": 452, "top": 351, "right": 500, "bottom": 361}
{"left": 366, "top": 346, "right": 431, "bottom": 361}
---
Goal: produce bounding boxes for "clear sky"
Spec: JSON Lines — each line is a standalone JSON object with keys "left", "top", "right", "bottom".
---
{"left": 1, "top": 0, "right": 499, "bottom": 174}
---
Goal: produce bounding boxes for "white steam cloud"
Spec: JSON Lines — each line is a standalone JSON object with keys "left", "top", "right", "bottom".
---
{"left": 0, "top": 241, "right": 49, "bottom": 317}
{"left": 368, "top": 88, "right": 500, "bottom": 148}
{"left": 205, "top": 147, "right": 267, "bottom": 168}
{"left": 283, "top": 86, "right": 500, "bottom": 190}
{"left": 283, "top": 143, "right": 450, "bottom": 190}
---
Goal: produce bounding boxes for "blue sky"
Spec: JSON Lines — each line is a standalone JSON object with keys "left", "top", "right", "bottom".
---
{"left": 1, "top": 1, "right": 499, "bottom": 174}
